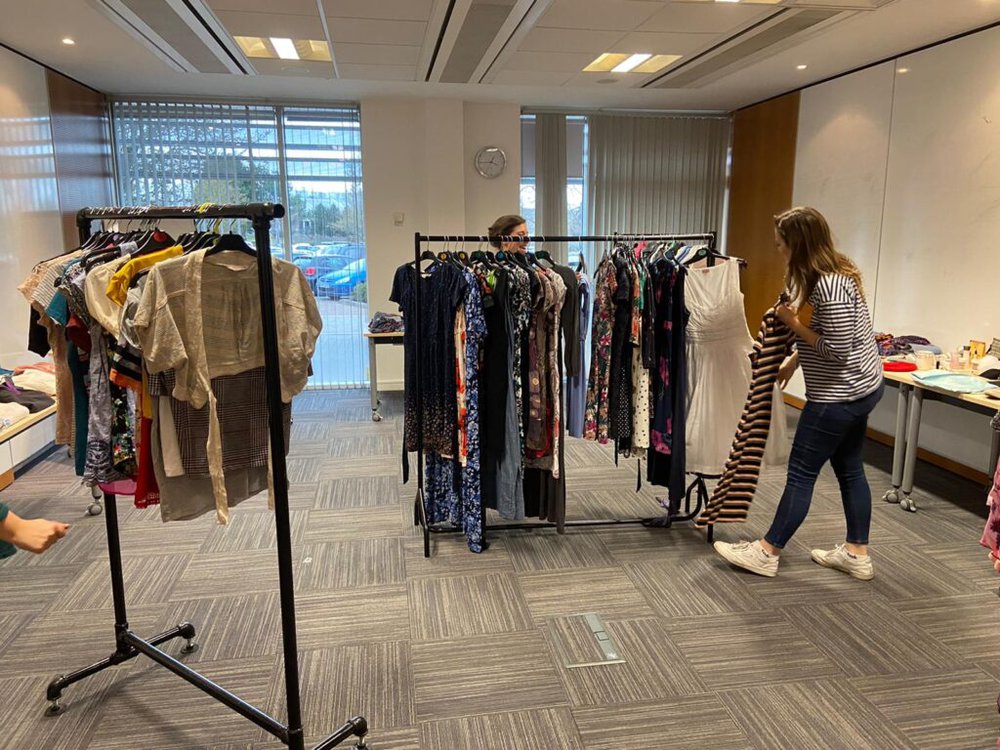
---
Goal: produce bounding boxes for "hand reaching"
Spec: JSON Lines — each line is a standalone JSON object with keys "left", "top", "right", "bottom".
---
{"left": 12, "top": 518, "right": 70, "bottom": 554}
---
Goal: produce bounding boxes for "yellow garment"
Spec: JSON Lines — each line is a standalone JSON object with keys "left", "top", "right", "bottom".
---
{"left": 106, "top": 245, "right": 183, "bottom": 305}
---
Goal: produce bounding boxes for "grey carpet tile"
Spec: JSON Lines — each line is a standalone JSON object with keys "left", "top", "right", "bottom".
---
{"left": 852, "top": 667, "right": 1000, "bottom": 750}
{"left": 595, "top": 525, "right": 711, "bottom": 563}
{"left": 408, "top": 572, "right": 535, "bottom": 641}
{"left": 302, "top": 506, "right": 407, "bottom": 543}
{"left": 977, "top": 658, "right": 1000, "bottom": 682}
{"left": 0, "top": 563, "right": 84, "bottom": 613}
{"left": 60, "top": 554, "right": 189, "bottom": 611}
{"left": 517, "top": 567, "right": 656, "bottom": 625}
{"left": 403, "top": 534, "right": 516, "bottom": 579}
{"left": 86, "top": 656, "right": 277, "bottom": 750}
{"left": 316, "top": 455, "right": 402, "bottom": 482}
{"left": 901, "top": 505, "right": 990, "bottom": 545}
{"left": 547, "top": 617, "right": 707, "bottom": 706}
{"left": 420, "top": 706, "right": 585, "bottom": 750}
{"left": 152, "top": 593, "right": 283, "bottom": 664}
{"left": 788, "top": 506, "right": 930, "bottom": 549}
{"left": 720, "top": 679, "right": 916, "bottom": 750}
{"left": 115, "top": 515, "right": 211, "bottom": 556}
{"left": 198, "top": 510, "right": 309, "bottom": 554}
{"left": 0, "top": 670, "right": 122, "bottom": 750}
{"left": 314, "top": 475, "right": 401, "bottom": 510}
{"left": 285, "top": 481, "right": 321, "bottom": 511}
{"left": 912, "top": 541, "right": 1000, "bottom": 594}
{"left": 868, "top": 543, "right": 982, "bottom": 601}
{"left": 411, "top": 631, "right": 568, "bottom": 721}
{"left": 893, "top": 593, "right": 1000, "bottom": 660}
{"left": 0, "top": 604, "right": 164, "bottom": 676}
{"left": 570, "top": 487, "right": 670, "bottom": 521}
{"left": 0, "top": 612, "right": 32, "bottom": 660}
{"left": 625, "top": 557, "right": 765, "bottom": 618}
{"left": 294, "top": 586, "right": 411, "bottom": 650}
{"left": 504, "top": 530, "right": 618, "bottom": 572}
{"left": 782, "top": 598, "right": 964, "bottom": 677}
{"left": 572, "top": 695, "right": 751, "bottom": 750}
{"left": 0, "top": 523, "right": 104, "bottom": 569}
{"left": 666, "top": 611, "right": 843, "bottom": 691}
{"left": 327, "top": 434, "right": 397, "bottom": 458}
{"left": 171, "top": 550, "right": 279, "bottom": 600}
{"left": 264, "top": 642, "right": 415, "bottom": 738}
{"left": 295, "top": 538, "right": 406, "bottom": 592}
{"left": 732, "top": 553, "right": 880, "bottom": 609}
{"left": 254, "top": 726, "right": 421, "bottom": 750}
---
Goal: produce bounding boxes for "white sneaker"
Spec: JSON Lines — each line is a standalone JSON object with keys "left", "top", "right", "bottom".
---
{"left": 713, "top": 540, "right": 779, "bottom": 577}
{"left": 811, "top": 544, "right": 874, "bottom": 580}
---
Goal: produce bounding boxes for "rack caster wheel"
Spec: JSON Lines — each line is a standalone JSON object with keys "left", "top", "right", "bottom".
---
{"left": 882, "top": 488, "right": 901, "bottom": 504}
{"left": 45, "top": 699, "right": 64, "bottom": 717}
{"left": 371, "top": 411, "right": 382, "bottom": 422}
{"left": 181, "top": 639, "right": 199, "bottom": 654}
{"left": 900, "top": 495, "right": 917, "bottom": 512}
{"left": 87, "top": 502, "right": 103, "bottom": 516}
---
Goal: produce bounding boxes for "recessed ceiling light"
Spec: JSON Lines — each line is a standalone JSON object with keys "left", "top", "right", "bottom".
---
{"left": 584, "top": 53, "right": 629, "bottom": 72}
{"left": 897, "top": 66, "right": 909, "bottom": 74}
{"left": 62, "top": 37, "right": 75, "bottom": 46}
{"left": 613, "top": 53, "right": 653, "bottom": 73}
{"left": 716, "top": 0, "right": 742, "bottom": 3}
{"left": 234, "top": 36, "right": 331, "bottom": 62}
{"left": 270, "top": 37, "right": 299, "bottom": 60}
{"left": 796, "top": 64, "right": 808, "bottom": 70}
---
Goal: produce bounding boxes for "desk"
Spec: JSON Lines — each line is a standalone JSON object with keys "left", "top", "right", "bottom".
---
{"left": 364, "top": 331, "right": 404, "bottom": 422}
{"left": 882, "top": 370, "right": 1000, "bottom": 511}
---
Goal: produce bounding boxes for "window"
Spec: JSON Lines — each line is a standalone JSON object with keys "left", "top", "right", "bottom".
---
{"left": 112, "top": 101, "right": 367, "bottom": 389}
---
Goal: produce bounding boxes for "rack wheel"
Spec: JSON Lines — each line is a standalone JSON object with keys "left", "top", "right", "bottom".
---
{"left": 181, "top": 639, "right": 200, "bottom": 654}
{"left": 900, "top": 495, "right": 917, "bottom": 512}
{"left": 45, "top": 700, "right": 64, "bottom": 717}
{"left": 90, "top": 485, "right": 102, "bottom": 499}
{"left": 354, "top": 738, "right": 369, "bottom": 749}
{"left": 87, "top": 502, "right": 103, "bottom": 516}
{"left": 371, "top": 411, "right": 382, "bottom": 422}
{"left": 882, "top": 488, "right": 901, "bottom": 504}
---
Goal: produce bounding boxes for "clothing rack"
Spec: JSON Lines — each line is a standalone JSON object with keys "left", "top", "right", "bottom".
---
{"left": 45, "top": 204, "right": 368, "bottom": 750}
{"left": 411, "top": 232, "right": 724, "bottom": 558}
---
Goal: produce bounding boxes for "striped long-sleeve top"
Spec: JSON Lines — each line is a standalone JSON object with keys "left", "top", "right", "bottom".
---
{"left": 798, "top": 274, "right": 881, "bottom": 403}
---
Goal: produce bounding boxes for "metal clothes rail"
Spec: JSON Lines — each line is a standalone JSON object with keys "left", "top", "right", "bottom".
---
{"left": 45, "top": 204, "right": 368, "bottom": 750}
{"left": 410, "top": 232, "right": 722, "bottom": 558}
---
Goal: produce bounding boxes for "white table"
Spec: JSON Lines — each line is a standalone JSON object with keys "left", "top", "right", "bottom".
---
{"left": 882, "top": 370, "right": 1000, "bottom": 511}
{"left": 365, "top": 331, "right": 404, "bottom": 422}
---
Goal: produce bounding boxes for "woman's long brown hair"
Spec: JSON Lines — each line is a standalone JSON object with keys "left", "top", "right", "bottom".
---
{"left": 775, "top": 206, "right": 864, "bottom": 304}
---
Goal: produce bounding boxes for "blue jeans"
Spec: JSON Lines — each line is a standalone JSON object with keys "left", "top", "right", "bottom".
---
{"left": 764, "top": 384, "right": 884, "bottom": 549}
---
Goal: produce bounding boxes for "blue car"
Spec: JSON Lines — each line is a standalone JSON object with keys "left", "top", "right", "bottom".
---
{"left": 317, "top": 257, "right": 367, "bottom": 300}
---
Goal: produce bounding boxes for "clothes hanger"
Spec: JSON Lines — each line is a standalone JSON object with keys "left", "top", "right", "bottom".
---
{"left": 205, "top": 229, "right": 255, "bottom": 257}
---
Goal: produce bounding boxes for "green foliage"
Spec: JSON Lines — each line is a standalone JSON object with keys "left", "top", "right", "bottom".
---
{"left": 350, "top": 282, "right": 368, "bottom": 303}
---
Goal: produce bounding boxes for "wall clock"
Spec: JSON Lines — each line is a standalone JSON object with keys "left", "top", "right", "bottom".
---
{"left": 474, "top": 146, "right": 507, "bottom": 179}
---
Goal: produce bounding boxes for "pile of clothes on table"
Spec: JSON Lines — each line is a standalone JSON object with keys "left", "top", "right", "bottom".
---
{"left": 367, "top": 311, "right": 404, "bottom": 334}
{"left": 0, "top": 362, "right": 57, "bottom": 430}
{"left": 875, "top": 333, "right": 942, "bottom": 357}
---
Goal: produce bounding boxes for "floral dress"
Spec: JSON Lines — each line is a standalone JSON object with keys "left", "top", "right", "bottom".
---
{"left": 583, "top": 258, "right": 617, "bottom": 443}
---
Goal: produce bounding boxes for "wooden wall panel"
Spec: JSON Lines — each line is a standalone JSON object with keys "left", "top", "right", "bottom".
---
{"left": 45, "top": 70, "right": 114, "bottom": 247}
{"left": 726, "top": 92, "right": 799, "bottom": 328}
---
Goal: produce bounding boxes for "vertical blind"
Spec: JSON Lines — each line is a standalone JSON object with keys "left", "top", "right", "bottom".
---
{"left": 586, "top": 114, "right": 730, "bottom": 237}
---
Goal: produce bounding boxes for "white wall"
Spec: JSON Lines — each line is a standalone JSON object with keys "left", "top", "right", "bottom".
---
{"left": 0, "top": 45, "right": 63, "bottom": 361}
{"left": 362, "top": 98, "right": 520, "bottom": 389}
{"left": 792, "top": 25, "right": 1000, "bottom": 473}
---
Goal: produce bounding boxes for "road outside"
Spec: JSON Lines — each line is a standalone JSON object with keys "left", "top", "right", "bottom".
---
{"left": 308, "top": 297, "right": 369, "bottom": 388}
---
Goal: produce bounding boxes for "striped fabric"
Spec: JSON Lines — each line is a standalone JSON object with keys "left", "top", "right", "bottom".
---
{"left": 798, "top": 274, "right": 881, "bottom": 403}
{"left": 697, "top": 306, "right": 794, "bottom": 527}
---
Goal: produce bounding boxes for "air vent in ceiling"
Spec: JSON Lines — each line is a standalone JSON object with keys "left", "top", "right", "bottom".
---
{"left": 647, "top": 8, "right": 842, "bottom": 88}
{"left": 438, "top": 0, "right": 518, "bottom": 83}
{"left": 92, "top": 0, "right": 252, "bottom": 75}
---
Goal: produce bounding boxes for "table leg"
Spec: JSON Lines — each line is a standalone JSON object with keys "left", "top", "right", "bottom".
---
{"left": 899, "top": 387, "right": 923, "bottom": 512}
{"left": 369, "top": 339, "right": 382, "bottom": 422}
{"left": 883, "top": 383, "right": 909, "bottom": 505}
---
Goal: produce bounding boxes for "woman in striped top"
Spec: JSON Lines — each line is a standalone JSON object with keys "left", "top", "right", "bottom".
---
{"left": 715, "top": 207, "right": 883, "bottom": 580}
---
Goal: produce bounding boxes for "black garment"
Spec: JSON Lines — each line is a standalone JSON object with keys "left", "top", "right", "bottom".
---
{"left": 608, "top": 256, "right": 633, "bottom": 445}
{"left": 550, "top": 264, "right": 580, "bottom": 378}
{"left": 390, "top": 263, "right": 468, "bottom": 458}
{"left": 480, "top": 268, "right": 510, "bottom": 511}
{"left": 27, "top": 307, "right": 50, "bottom": 357}
{"left": 647, "top": 264, "right": 688, "bottom": 510}
{"left": 0, "top": 387, "right": 55, "bottom": 413}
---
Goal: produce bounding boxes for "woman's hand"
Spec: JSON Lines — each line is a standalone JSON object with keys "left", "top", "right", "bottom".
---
{"left": 777, "top": 353, "right": 799, "bottom": 390}
{"left": 9, "top": 515, "right": 69, "bottom": 554}
{"left": 775, "top": 303, "right": 800, "bottom": 329}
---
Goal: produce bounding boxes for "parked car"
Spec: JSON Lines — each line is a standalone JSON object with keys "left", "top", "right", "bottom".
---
{"left": 294, "top": 245, "right": 351, "bottom": 291}
{"left": 292, "top": 243, "right": 316, "bottom": 259}
{"left": 317, "top": 257, "right": 367, "bottom": 300}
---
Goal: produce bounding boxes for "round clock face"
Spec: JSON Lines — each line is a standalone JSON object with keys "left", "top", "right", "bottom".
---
{"left": 475, "top": 146, "right": 506, "bottom": 179}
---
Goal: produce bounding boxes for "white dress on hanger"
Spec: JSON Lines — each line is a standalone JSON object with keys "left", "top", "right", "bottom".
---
{"left": 684, "top": 260, "right": 753, "bottom": 475}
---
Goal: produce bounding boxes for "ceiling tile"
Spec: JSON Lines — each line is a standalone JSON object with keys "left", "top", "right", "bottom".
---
{"left": 325, "top": 18, "right": 427, "bottom": 45}
{"left": 334, "top": 43, "right": 421, "bottom": 66}
{"left": 639, "top": 2, "right": 772, "bottom": 34}
{"left": 206, "top": 0, "right": 318, "bottom": 15}
{"left": 337, "top": 63, "right": 417, "bottom": 81}
{"left": 614, "top": 30, "right": 715, "bottom": 55}
{"left": 537, "top": 0, "right": 664, "bottom": 32}
{"left": 519, "top": 28, "right": 626, "bottom": 54}
{"left": 251, "top": 59, "right": 335, "bottom": 78}
{"left": 503, "top": 50, "right": 601, "bottom": 73}
{"left": 564, "top": 70, "right": 647, "bottom": 87}
{"left": 216, "top": 10, "right": 324, "bottom": 39}
{"left": 322, "top": 0, "right": 435, "bottom": 22}
{"left": 491, "top": 69, "right": 577, "bottom": 87}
